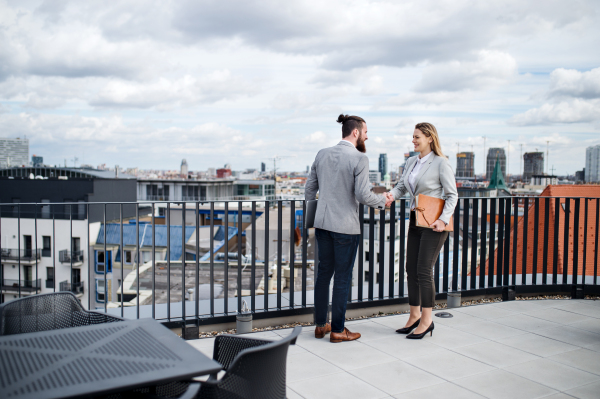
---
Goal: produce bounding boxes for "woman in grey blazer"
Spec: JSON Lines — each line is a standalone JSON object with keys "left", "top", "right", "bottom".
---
{"left": 386, "top": 122, "right": 458, "bottom": 339}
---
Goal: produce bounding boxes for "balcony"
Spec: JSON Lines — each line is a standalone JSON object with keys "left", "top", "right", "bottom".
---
{"left": 59, "top": 280, "right": 85, "bottom": 295}
{"left": 59, "top": 249, "right": 84, "bottom": 265}
{"left": 0, "top": 248, "right": 41, "bottom": 263}
{"left": 1, "top": 278, "right": 41, "bottom": 293}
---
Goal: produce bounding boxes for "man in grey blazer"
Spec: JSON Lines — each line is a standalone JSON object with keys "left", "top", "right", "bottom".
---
{"left": 305, "top": 114, "right": 390, "bottom": 343}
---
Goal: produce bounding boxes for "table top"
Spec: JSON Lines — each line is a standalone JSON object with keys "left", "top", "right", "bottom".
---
{"left": 0, "top": 318, "right": 222, "bottom": 399}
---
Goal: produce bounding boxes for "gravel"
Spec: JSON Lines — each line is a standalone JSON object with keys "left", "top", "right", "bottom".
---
{"left": 193, "top": 294, "right": 600, "bottom": 338}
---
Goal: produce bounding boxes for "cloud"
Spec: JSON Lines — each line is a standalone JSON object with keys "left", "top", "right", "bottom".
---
{"left": 547, "top": 67, "right": 600, "bottom": 99}
{"left": 509, "top": 99, "right": 600, "bottom": 125}
{"left": 413, "top": 51, "right": 517, "bottom": 93}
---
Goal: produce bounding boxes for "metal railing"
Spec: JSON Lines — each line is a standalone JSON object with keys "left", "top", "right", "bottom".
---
{"left": 1, "top": 197, "right": 599, "bottom": 330}
{"left": 2, "top": 279, "right": 42, "bottom": 292}
{"left": 59, "top": 250, "right": 84, "bottom": 263}
{"left": 59, "top": 280, "right": 84, "bottom": 294}
{"left": 1, "top": 248, "right": 42, "bottom": 261}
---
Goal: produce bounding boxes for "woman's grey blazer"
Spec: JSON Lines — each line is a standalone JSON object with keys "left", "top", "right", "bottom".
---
{"left": 390, "top": 154, "right": 458, "bottom": 225}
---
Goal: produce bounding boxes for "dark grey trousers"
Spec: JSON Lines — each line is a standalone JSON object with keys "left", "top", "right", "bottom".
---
{"left": 406, "top": 212, "right": 449, "bottom": 308}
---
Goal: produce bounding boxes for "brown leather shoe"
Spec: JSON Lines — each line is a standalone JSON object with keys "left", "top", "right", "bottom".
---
{"left": 330, "top": 327, "right": 361, "bottom": 343}
{"left": 315, "top": 323, "right": 331, "bottom": 339}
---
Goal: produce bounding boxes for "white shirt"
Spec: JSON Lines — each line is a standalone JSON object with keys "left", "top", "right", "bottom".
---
{"left": 408, "top": 151, "right": 432, "bottom": 209}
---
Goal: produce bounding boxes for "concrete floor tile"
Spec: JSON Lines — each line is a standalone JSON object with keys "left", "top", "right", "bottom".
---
{"left": 539, "top": 394, "right": 578, "bottom": 399}
{"left": 565, "top": 380, "right": 600, "bottom": 399}
{"left": 525, "top": 308, "right": 593, "bottom": 325}
{"left": 505, "top": 358, "right": 600, "bottom": 391}
{"left": 497, "top": 333, "right": 579, "bottom": 357}
{"left": 235, "top": 330, "right": 280, "bottom": 340}
{"left": 424, "top": 323, "right": 489, "bottom": 349}
{"left": 457, "top": 341, "right": 540, "bottom": 368}
{"left": 286, "top": 351, "right": 344, "bottom": 382}
{"left": 343, "top": 320, "right": 398, "bottom": 342}
{"left": 364, "top": 335, "right": 448, "bottom": 360}
{"left": 453, "top": 304, "right": 519, "bottom": 319}
{"left": 316, "top": 341, "right": 397, "bottom": 371}
{"left": 535, "top": 326, "right": 600, "bottom": 349}
{"left": 186, "top": 337, "right": 215, "bottom": 349}
{"left": 494, "top": 314, "right": 563, "bottom": 332}
{"left": 393, "top": 382, "right": 485, "bottom": 399}
{"left": 285, "top": 388, "right": 305, "bottom": 399}
{"left": 454, "top": 369, "right": 557, "bottom": 399}
{"left": 288, "top": 371, "right": 389, "bottom": 399}
{"left": 293, "top": 331, "right": 362, "bottom": 351}
{"left": 451, "top": 319, "right": 528, "bottom": 340}
{"left": 403, "top": 350, "right": 495, "bottom": 380}
{"left": 552, "top": 302, "right": 600, "bottom": 318}
{"left": 430, "top": 309, "right": 481, "bottom": 326}
{"left": 569, "top": 317, "right": 600, "bottom": 335}
{"left": 548, "top": 349, "right": 600, "bottom": 376}
{"left": 487, "top": 300, "right": 556, "bottom": 313}
{"left": 371, "top": 314, "right": 412, "bottom": 328}
{"left": 349, "top": 360, "right": 444, "bottom": 395}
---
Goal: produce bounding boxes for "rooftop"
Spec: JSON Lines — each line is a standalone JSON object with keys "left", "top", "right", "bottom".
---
{"left": 189, "top": 299, "right": 600, "bottom": 398}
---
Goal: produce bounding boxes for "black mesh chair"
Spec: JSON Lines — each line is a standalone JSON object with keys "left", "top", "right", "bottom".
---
{"left": 0, "top": 292, "right": 124, "bottom": 336}
{"left": 196, "top": 326, "right": 302, "bottom": 399}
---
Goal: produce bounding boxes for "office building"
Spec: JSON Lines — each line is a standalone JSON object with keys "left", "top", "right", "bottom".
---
{"left": 378, "top": 154, "right": 388, "bottom": 179}
{"left": 523, "top": 152, "right": 544, "bottom": 182}
{"left": 32, "top": 155, "right": 43, "bottom": 167}
{"left": 586, "top": 145, "right": 600, "bottom": 183}
{"left": 369, "top": 170, "right": 381, "bottom": 184}
{"left": 261, "top": 162, "right": 266, "bottom": 173}
{"left": 575, "top": 169, "right": 585, "bottom": 182}
{"left": 486, "top": 148, "right": 506, "bottom": 180}
{"left": 0, "top": 137, "right": 29, "bottom": 167}
{"left": 180, "top": 159, "right": 188, "bottom": 177}
{"left": 456, "top": 152, "right": 474, "bottom": 178}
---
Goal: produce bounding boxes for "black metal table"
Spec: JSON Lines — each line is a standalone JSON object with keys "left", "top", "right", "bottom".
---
{"left": 0, "top": 318, "right": 222, "bottom": 399}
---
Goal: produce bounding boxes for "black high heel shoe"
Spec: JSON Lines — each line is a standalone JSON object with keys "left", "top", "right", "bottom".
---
{"left": 406, "top": 322, "right": 434, "bottom": 339}
{"left": 396, "top": 318, "right": 421, "bottom": 334}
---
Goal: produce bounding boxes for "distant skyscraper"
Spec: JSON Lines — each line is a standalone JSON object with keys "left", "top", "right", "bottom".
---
{"left": 261, "top": 162, "right": 266, "bottom": 172}
{"left": 0, "top": 137, "right": 29, "bottom": 167}
{"left": 306, "top": 165, "right": 309, "bottom": 173}
{"left": 523, "top": 152, "right": 544, "bottom": 182}
{"left": 456, "top": 152, "right": 474, "bottom": 178}
{"left": 486, "top": 148, "right": 506, "bottom": 180}
{"left": 378, "top": 154, "right": 388, "bottom": 179}
{"left": 586, "top": 145, "right": 600, "bottom": 183}
{"left": 180, "top": 159, "right": 188, "bottom": 176}
{"left": 32, "top": 155, "right": 43, "bottom": 167}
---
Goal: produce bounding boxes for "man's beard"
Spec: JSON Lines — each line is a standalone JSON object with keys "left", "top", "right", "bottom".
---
{"left": 356, "top": 134, "right": 367, "bottom": 153}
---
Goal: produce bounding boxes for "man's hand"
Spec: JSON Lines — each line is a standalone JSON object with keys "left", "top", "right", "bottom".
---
{"left": 430, "top": 219, "right": 446, "bottom": 232}
{"left": 384, "top": 192, "right": 394, "bottom": 207}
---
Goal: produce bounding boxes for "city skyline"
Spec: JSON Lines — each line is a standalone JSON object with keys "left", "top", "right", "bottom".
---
{"left": 0, "top": 1, "right": 599, "bottom": 175}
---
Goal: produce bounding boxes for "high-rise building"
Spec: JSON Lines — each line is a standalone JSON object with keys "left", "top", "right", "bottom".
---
{"left": 378, "top": 154, "right": 388, "bottom": 179}
{"left": 456, "top": 152, "right": 474, "bottom": 178}
{"left": 368, "top": 170, "right": 381, "bottom": 184}
{"left": 0, "top": 137, "right": 29, "bottom": 167}
{"left": 486, "top": 148, "right": 506, "bottom": 180}
{"left": 180, "top": 159, "right": 188, "bottom": 176}
{"left": 586, "top": 145, "right": 600, "bottom": 183}
{"left": 523, "top": 152, "right": 544, "bottom": 183}
{"left": 261, "top": 162, "right": 266, "bottom": 172}
{"left": 32, "top": 155, "right": 43, "bottom": 167}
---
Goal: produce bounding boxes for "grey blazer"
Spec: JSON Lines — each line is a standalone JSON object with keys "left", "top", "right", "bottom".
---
{"left": 305, "top": 141, "right": 386, "bottom": 235}
{"left": 390, "top": 154, "right": 458, "bottom": 225}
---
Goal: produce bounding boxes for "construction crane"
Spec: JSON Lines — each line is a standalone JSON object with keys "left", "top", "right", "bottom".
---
{"left": 265, "top": 155, "right": 296, "bottom": 199}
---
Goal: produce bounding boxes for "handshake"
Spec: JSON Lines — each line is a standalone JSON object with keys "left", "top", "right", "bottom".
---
{"left": 383, "top": 192, "right": 394, "bottom": 207}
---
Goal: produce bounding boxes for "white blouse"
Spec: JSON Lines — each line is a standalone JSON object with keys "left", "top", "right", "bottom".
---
{"left": 408, "top": 151, "right": 432, "bottom": 208}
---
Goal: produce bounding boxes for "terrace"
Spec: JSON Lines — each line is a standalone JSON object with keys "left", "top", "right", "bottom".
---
{"left": 189, "top": 298, "right": 600, "bottom": 398}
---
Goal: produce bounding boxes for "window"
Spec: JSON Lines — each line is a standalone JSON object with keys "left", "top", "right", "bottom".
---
{"left": 96, "top": 279, "right": 105, "bottom": 302}
{"left": 365, "top": 251, "right": 370, "bottom": 261}
{"left": 141, "top": 251, "right": 152, "bottom": 263}
{"left": 95, "top": 250, "right": 112, "bottom": 273}
{"left": 42, "top": 236, "right": 51, "bottom": 257}
{"left": 124, "top": 250, "right": 132, "bottom": 264}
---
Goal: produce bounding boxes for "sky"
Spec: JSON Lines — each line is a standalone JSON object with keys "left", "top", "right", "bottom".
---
{"left": 1, "top": 0, "right": 599, "bottom": 176}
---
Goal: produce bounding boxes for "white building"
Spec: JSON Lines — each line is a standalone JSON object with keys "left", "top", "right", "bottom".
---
{"left": 0, "top": 137, "right": 29, "bottom": 167}
{"left": 368, "top": 170, "right": 381, "bottom": 184}
{"left": 1, "top": 217, "right": 90, "bottom": 308}
{"left": 585, "top": 145, "right": 600, "bottom": 183}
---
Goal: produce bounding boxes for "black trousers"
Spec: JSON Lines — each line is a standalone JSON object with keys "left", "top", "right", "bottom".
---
{"left": 406, "top": 212, "right": 449, "bottom": 308}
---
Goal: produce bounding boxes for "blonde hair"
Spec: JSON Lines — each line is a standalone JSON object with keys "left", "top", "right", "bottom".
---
{"left": 415, "top": 122, "right": 445, "bottom": 158}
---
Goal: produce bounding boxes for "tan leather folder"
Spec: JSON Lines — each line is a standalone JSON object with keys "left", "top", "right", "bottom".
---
{"left": 415, "top": 194, "right": 453, "bottom": 232}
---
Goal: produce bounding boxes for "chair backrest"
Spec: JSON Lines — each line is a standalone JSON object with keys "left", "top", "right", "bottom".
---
{"left": 0, "top": 292, "right": 89, "bottom": 335}
{"left": 214, "top": 326, "right": 301, "bottom": 399}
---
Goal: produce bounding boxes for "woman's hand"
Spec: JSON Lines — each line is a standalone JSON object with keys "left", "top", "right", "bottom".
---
{"left": 430, "top": 219, "right": 446, "bottom": 232}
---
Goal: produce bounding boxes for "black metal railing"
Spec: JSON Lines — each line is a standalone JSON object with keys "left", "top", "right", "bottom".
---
{"left": 1, "top": 197, "right": 599, "bottom": 330}
{"left": 1, "top": 248, "right": 41, "bottom": 261}
{"left": 59, "top": 250, "right": 84, "bottom": 263}
{"left": 59, "top": 280, "right": 84, "bottom": 294}
{"left": 2, "top": 279, "right": 42, "bottom": 292}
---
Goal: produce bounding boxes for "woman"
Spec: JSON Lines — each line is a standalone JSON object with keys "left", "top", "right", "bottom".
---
{"left": 385, "top": 122, "right": 457, "bottom": 339}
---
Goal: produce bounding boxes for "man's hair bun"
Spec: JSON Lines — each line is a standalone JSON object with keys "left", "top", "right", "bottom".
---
{"left": 337, "top": 114, "right": 348, "bottom": 124}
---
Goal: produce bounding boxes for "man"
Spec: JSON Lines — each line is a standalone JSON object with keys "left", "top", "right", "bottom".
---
{"left": 305, "top": 114, "right": 392, "bottom": 343}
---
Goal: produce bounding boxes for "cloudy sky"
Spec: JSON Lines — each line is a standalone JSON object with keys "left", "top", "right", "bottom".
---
{"left": 1, "top": 0, "right": 599, "bottom": 176}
